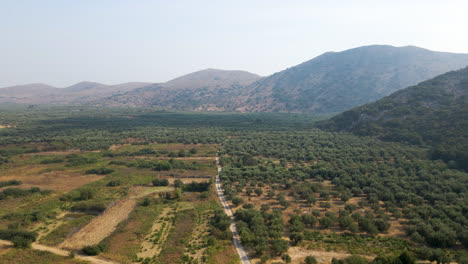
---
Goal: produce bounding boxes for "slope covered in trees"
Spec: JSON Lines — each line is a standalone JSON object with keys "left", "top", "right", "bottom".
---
{"left": 318, "top": 67, "right": 468, "bottom": 171}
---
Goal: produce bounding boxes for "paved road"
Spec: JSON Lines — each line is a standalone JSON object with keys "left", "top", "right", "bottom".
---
{"left": 215, "top": 154, "right": 251, "bottom": 264}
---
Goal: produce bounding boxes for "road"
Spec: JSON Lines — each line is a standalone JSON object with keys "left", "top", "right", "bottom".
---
{"left": 215, "top": 154, "right": 251, "bottom": 264}
{"left": 0, "top": 239, "right": 116, "bottom": 264}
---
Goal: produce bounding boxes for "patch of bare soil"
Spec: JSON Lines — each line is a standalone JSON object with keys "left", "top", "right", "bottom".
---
{"left": 254, "top": 247, "right": 373, "bottom": 264}
{"left": 32, "top": 211, "right": 67, "bottom": 240}
{"left": 23, "top": 150, "right": 81, "bottom": 156}
{"left": 60, "top": 198, "right": 137, "bottom": 250}
{"left": 137, "top": 207, "right": 174, "bottom": 259}
{"left": 109, "top": 144, "right": 125, "bottom": 151}
{"left": 0, "top": 166, "right": 105, "bottom": 192}
{"left": 0, "top": 241, "right": 11, "bottom": 255}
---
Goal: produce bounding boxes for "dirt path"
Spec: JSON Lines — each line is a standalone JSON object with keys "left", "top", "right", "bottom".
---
{"left": 136, "top": 207, "right": 173, "bottom": 260}
{"left": 60, "top": 198, "right": 137, "bottom": 250}
{"left": 215, "top": 154, "right": 251, "bottom": 264}
{"left": 0, "top": 239, "right": 116, "bottom": 264}
{"left": 287, "top": 247, "right": 373, "bottom": 264}
{"left": 33, "top": 211, "right": 67, "bottom": 240}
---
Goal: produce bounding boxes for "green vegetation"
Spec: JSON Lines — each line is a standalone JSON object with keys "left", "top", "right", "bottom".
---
{"left": 41, "top": 214, "right": 94, "bottom": 246}
{"left": 0, "top": 107, "right": 466, "bottom": 263}
{"left": 0, "top": 187, "right": 50, "bottom": 200}
{"left": 0, "top": 180, "right": 21, "bottom": 188}
{"left": 319, "top": 66, "right": 468, "bottom": 171}
{"left": 85, "top": 167, "right": 114, "bottom": 175}
{"left": 0, "top": 249, "right": 87, "bottom": 264}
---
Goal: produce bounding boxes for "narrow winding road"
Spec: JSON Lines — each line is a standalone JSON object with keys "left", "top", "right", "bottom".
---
{"left": 215, "top": 154, "right": 251, "bottom": 264}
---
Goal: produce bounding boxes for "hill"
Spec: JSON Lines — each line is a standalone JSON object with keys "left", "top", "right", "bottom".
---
{"left": 231, "top": 45, "right": 468, "bottom": 113}
{"left": 0, "top": 82, "right": 150, "bottom": 105}
{"left": 96, "top": 69, "right": 262, "bottom": 110}
{"left": 318, "top": 66, "right": 468, "bottom": 170}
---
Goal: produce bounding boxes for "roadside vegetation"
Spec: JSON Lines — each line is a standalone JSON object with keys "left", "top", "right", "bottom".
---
{"left": 0, "top": 107, "right": 466, "bottom": 263}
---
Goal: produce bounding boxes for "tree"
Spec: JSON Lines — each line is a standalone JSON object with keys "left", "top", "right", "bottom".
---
{"left": 189, "top": 148, "right": 198, "bottom": 154}
{"left": 78, "top": 188, "right": 96, "bottom": 200}
{"left": 282, "top": 254, "right": 292, "bottom": 263}
{"left": 270, "top": 239, "right": 289, "bottom": 256}
{"left": 398, "top": 251, "right": 415, "bottom": 264}
{"left": 339, "top": 215, "right": 354, "bottom": 229}
{"left": 305, "top": 256, "right": 317, "bottom": 264}
{"left": 232, "top": 196, "right": 243, "bottom": 207}
{"left": 260, "top": 204, "right": 271, "bottom": 212}
{"left": 11, "top": 236, "right": 32, "bottom": 248}
{"left": 289, "top": 232, "right": 303, "bottom": 245}
{"left": 174, "top": 179, "right": 184, "bottom": 188}
{"left": 254, "top": 188, "right": 263, "bottom": 196}
{"left": 152, "top": 178, "right": 169, "bottom": 186}
{"left": 319, "top": 216, "right": 334, "bottom": 228}
{"left": 302, "top": 214, "right": 317, "bottom": 227}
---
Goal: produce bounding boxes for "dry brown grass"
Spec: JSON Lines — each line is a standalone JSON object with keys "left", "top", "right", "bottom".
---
{"left": 137, "top": 207, "right": 174, "bottom": 260}
{"left": 60, "top": 198, "right": 137, "bottom": 250}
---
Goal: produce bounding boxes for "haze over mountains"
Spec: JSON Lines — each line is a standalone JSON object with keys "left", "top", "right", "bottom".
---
{"left": 0, "top": 82, "right": 150, "bottom": 105}
{"left": 96, "top": 69, "right": 261, "bottom": 110}
{"left": 2, "top": 45, "right": 468, "bottom": 114}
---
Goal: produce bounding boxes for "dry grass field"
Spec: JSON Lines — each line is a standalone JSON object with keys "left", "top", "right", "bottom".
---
{"left": 0, "top": 142, "right": 238, "bottom": 264}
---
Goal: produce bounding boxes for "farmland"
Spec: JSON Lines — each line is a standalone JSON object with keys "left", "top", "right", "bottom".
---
{"left": 0, "top": 107, "right": 466, "bottom": 264}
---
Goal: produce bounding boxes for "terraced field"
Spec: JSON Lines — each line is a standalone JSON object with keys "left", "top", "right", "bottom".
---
{"left": 0, "top": 142, "right": 237, "bottom": 264}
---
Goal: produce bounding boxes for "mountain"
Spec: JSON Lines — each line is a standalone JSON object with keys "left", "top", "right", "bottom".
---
{"left": 3, "top": 45, "right": 468, "bottom": 112}
{"left": 230, "top": 45, "right": 468, "bottom": 113}
{"left": 0, "top": 82, "right": 151, "bottom": 105}
{"left": 318, "top": 66, "right": 468, "bottom": 170}
{"left": 96, "top": 69, "right": 262, "bottom": 110}
{"left": 0, "top": 83, "right": 57, "bottom": 97}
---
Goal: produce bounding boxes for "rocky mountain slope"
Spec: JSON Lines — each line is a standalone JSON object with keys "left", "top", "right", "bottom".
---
{"left": 95, "top": 69, "right": 262, "bottom": 110}
{"left": 231, "top": 45, "right": 468, "bottom": 113}
{"left": 3, "top": 45, "right": 468, "bottom": 113}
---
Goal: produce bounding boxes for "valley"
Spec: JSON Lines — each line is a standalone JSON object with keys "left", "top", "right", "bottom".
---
{"left": 0, "top": 108, "right": 466, "bottom": 264}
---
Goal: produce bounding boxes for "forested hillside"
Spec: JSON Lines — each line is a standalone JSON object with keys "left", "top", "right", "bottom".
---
{"left": 318, "top": 67, "right": 468, "bottom": 171}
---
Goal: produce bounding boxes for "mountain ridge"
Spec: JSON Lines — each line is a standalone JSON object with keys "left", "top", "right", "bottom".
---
{"left": 318, "top": 66, "right": 468, "bottom": 170}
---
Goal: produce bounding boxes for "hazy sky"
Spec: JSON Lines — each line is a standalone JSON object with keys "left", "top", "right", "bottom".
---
{"left": 1, "top": 0, "right": 468, "bottom": 87}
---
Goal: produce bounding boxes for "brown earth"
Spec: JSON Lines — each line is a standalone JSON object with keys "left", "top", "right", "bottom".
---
{"left": 0, "top": 169, "right": 105, "bottom": 192}
{"left": 60, "top": 198, "right": 137, "bottom": 250}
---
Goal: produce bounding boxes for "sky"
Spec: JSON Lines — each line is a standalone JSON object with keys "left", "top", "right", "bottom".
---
{"left": 1, "top": 0, "right": 468, "bottom": 87}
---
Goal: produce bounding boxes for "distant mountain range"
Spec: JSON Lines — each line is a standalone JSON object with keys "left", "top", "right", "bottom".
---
{"left": 318, "top": 66, "right": 468, "bottom": 170}
{"left": 95, "top": 69, "right": 261, "bottom": 110}
{"left": 2, "top": 45, "right": 468, "bottom": 114}
{"left": 0, "top": 82, "right": 150, "bottom": 105}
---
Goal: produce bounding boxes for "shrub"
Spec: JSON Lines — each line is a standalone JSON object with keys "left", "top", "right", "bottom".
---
{"left": 174, "top": 179, "right": 184, "bottom": 188}
{"left": 305, "top": 256, "right": 317, "bottom": 264}
{"left": 85, "top": 168, "right": 114, "bottom": 175}
{"left": 11, "top": 236, "right": 32, "bottom": 248}
{"left": 0, "top": 180, "right": 22, "bottom": 188}
{"left": 152, "top": 178, "right": 169, "bottom": 186}
{"left": 78, "top": 188, "right": 96, "bottom": 200}
{"left": 106, "top": 180, "right": 121, "bottom": 187}
{"left": 82, "top": 245, "right": 101, "bottom": 256}
{"left": 39, "top": 157, "right": 64, "bottom": 164}
{"left": 0, "top": 229, "right": 37, "bottom": 243}
{"left": 71, "top": 201, "right": 107, "bottom": 214}
{"left": 184, "top": 181, "right": 211, "bottom": 192}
